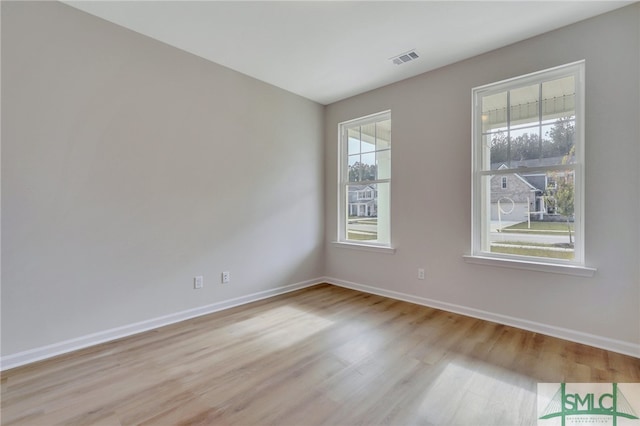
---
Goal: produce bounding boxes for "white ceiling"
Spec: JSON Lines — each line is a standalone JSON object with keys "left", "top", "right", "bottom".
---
{"left": 63, "top": 1, "right": 632, "bottom": 105}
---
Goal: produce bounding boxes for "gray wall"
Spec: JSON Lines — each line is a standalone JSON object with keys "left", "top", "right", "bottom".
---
{"left": 325, "top": 4, "right": 639, "bottom": 350}
{"left": 1, "top": 1, "right": 324, "bottom": 356}
{"left": 2, "top": 1, "right": 639, "bottom": 362}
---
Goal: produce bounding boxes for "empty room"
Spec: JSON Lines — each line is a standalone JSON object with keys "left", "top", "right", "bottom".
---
{"left": 1, "top": 1, "right": 639, "bottom": 425}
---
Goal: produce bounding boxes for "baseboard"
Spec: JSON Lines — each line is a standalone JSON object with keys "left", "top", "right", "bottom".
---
{"left": 4, "top": 276, "right": 637, "bottom": 371}
{"left": 324, "top": 276, "right": 640, "bottom": 359}
{"left": 0, "top": 278, "right": 323, "bottom": 371}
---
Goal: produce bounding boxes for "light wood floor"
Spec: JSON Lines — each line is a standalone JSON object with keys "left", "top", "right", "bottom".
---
{"left": 1, "top": 284, "right": 638, "bottom": 425}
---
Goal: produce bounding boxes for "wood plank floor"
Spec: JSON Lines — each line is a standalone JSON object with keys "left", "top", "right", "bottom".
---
{"left": 1, "top": 284, "right": 639, "bottom": 425}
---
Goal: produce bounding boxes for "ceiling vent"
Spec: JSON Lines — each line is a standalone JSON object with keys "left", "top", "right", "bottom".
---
{"left": 390, "top": 50, "right": 419, "bottom": 65}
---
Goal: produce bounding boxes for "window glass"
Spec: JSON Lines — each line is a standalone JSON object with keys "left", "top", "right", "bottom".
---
{"left": 339, "top": 112, "right": 391, "bottom": 246}
{"left": 472, "top": 62, "right": 584, "bottom": 266}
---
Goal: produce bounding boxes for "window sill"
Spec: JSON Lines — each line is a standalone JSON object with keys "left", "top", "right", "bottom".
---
{"left": 462, "top": 255, "right": 596, "bottom": 277}
{"left": 332, "top": 241, "right": 396, "bottom": 254}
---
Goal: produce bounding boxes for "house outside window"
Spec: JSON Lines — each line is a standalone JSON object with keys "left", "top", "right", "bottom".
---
{"left": 338, "top": 111, "right": 391, "bottom": 246}
{"left": 471, "top": 61, "right": 585, "bottom": 267}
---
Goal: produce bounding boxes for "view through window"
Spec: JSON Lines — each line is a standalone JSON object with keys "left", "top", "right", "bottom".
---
{"left": 472, "top": 62, "right": 584, "bottom": 265}
{"left": 339, "top": 111, "right": 391, "bottom": 246}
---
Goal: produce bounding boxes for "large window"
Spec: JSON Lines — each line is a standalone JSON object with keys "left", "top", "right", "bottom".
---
{"left": 338, "top": 111, "right": 391, "bottom": 246}
{"left": 471, "top": 62, "right": 585, "bottom": 268}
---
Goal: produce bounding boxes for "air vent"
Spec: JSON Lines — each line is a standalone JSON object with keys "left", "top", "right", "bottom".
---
{"left": 390, "top": 50, "right": 419, "bottom": 65}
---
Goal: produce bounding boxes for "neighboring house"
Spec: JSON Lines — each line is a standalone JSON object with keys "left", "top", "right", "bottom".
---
{"left": 490, "top": 158, "right": 574, "bottom": 222}
{"left": 348, "top": 184, "right": 377, "bottom": 217}
{"left": 490, "top": 166, "right": 541, "bottom": 222}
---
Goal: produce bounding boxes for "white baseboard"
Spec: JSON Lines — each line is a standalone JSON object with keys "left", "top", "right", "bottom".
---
{"left": 3, "top": 277, "right": 637, "bottom": 371}
{"left": 324, "top": 276, "right": 640, "bottom": 359}
{"left": 0, "top": 278, "right": 323, "bottom": 371}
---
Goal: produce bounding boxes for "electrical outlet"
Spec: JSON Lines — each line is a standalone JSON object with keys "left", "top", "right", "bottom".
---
{"left": 194, "top": 276, "right": 204, "bottom": 289}
{"left": 418, "top": 268, "right": 425, "bottom": 280}
{"left": 221, "top": 271, "right": 230, "bottom": 284}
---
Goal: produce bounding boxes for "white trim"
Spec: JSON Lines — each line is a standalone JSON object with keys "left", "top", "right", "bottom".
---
{"left": 473, "top": 60, "right": 587, "bottom": 94}
{"left": 331, "top": 241, "right": 396, "bottom": 254}
{"left": 462, "top": 254, "right": 596, "bottom": 277}
{"left": 0, "top": 278, "right": 323, "bottom": 371}
{"left": 339, "top": 110, "right": 392, "bottom": 128}
{"left": 324, "top": 277, "right": 639, "bottom": 359}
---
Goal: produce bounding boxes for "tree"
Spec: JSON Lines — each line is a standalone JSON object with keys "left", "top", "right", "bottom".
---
{"left": 490, "top": 116, "right": 575, "bottom": 165}
{"left": 512, "top": 133, "right": 541, "bottom": 161}
{"left": 555, "top": 178, "right": 574, "bottom": 245}
{"left": 556, "top": 144, "right": 575, "bottom": 245}
{"left": 348, "top": 162, "right": 376, "bottom": 182}
{"left": 490, "top": 131, "right": 509, "bottom": 163}
{"left": 545, "top": 116, "right": 575, "bottom": 158}
{"left": 544, "top": 144, "right": 576, "bottom": 245}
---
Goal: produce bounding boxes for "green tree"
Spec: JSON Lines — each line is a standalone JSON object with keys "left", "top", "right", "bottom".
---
{"left": 555, "top": 178, "right": 574, "bottom": 245}
{"left": 544, "top": 144, "right": 575, "bottom": 245}
{"left": 490, "top": 116, "right": 575, "bottom": 165}
{"left": 546, "top": 116, "right": 575, "bottom": 158}
{"left": 557, "top": 144, "right": 575, "bottom": 245}
{"left": 490, "top": 131, "right": 509, "bottom": 164}
{"left": 348, "top": 162, "right": 376, "bottom": 182}
{"left": 512, "top": 132, "right": 540, "bottom": 161}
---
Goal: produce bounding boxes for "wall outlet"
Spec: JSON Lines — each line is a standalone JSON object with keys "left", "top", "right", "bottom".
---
{"left": 194, "top": 276, "right": 204, "bottom": 289}
{"left": 418, "top": 268, "right": 425, "bottom": 280}
{"left": 221, "top": 271, "right": 230, "bottom": 283}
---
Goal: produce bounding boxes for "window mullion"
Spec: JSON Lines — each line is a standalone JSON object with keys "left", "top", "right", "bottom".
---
{"left": 507, "top": 90, "right": 511, "bottom": 168}
{"left": 538, "top": 83, "right": 543, "bottom": 161}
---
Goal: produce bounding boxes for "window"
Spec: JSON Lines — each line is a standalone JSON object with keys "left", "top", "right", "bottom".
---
{"left": 470, "top": 61, "right": 586, "bottom": 268}
{"left": 338, "top": 111, "right": 391, "bottom": 246}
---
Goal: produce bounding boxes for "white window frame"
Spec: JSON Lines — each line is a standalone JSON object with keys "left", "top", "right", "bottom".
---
{"left": 335, "top": 111, "right": 394, "bottom": 253}
{"left": 466, "top": 61, "right": 595, "bottom": 276}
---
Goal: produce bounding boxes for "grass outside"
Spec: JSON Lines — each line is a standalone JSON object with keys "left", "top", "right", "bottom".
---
{"left": 346, "top": 218, "right": 575, "bottom": 255}
{"left": 348, "top": 217, "right": 377, "bottom": 225}
{"left": 347, "top": 216, "right": 377, "bottom": 241}
{"left": 494, "top": 241, "right": 572, "bottom": 249}
{"left": 491, "top": 245, "right": 574, "bottom": 260}
{"left": 347, "top": 232, "right": 377, "bottom": 241}
{"left": 501, "top": 221, "right": 574, "bottom": 234}
{"left": 493, "top": 222, "right": 575, "bottom": 259}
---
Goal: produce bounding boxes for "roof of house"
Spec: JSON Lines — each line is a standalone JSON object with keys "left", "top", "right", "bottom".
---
{"left": 491, "top": 156, "right": 566, "bottom": 170}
